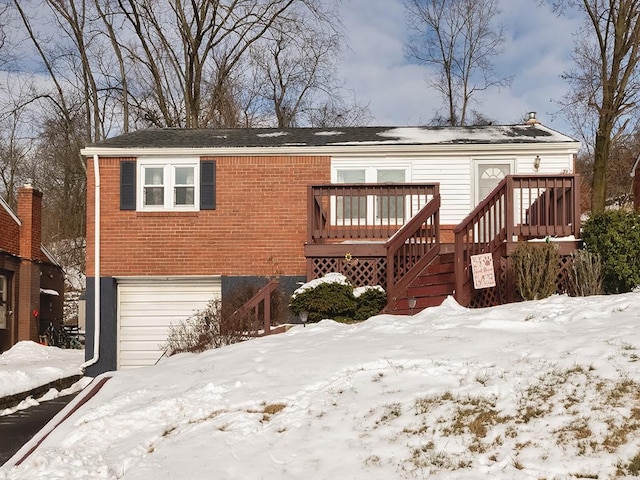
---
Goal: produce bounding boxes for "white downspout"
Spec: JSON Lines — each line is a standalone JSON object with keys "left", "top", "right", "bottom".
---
{"left": 82, "top": 154, "right": 101, "bottom": 370}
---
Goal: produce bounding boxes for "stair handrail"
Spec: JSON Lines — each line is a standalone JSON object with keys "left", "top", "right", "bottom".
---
{"left": 232, "top": 278, "right": 280, "bottom": 336}
{"left": 453, "top": 177, "right": 511, "bottom": 306}
{"left": 385, "top": 192, "right": 441, "bottom": 302}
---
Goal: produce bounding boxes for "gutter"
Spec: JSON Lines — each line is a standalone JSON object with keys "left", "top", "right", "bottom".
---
{"left": 81, "top": 154, "right": 100, "bottom": 370}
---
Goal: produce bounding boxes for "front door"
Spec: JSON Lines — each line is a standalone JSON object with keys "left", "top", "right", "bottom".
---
{"left": 474, "top": 161, "right": 513, "bottom": 206}
{"left": 473, "top": 161, "right": 514, "bottom": 242}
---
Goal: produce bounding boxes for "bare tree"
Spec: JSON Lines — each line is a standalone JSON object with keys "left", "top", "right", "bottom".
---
{"left": 0, "top": 110, "right": 31, "bottom": 209}
{"left": 557, "top": 0, "right": 640, "bottom": 214}
{"left": 32, "top": 115, "right": 87, "bottom": 273}
{"left": 405, "top": 0, "right": 511, "bottom": 126}
{"left": 249, "top": 11, "right": 369, "bottom": 128}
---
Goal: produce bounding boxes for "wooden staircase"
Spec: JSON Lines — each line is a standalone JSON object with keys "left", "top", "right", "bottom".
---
{"left": 385, "top": 246, "right": 455, "bottom": 314}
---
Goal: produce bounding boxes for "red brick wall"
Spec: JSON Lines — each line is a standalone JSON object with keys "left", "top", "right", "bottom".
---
{"left": 0, "top": 204, "right": 20, "bottom": 256}
{"left": 87, "top": 155, "right": 331, "bottom": 277}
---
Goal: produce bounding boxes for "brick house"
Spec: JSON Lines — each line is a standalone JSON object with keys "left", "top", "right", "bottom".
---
{"left": 81, "top": 122, "right": 582, "bottom": 374}
{"left": 0, "top": 185, "right": 65, "bottom": 353}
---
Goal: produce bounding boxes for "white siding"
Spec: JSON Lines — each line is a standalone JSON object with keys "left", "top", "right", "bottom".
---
{"left": 332, "top": 151, "right": 575, "bottom": 226}
{"left": 117, "top": 278, "right": 221, "bottom": 369}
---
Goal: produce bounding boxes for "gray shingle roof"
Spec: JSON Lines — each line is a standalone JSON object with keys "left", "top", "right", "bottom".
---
{"left": 88, "top": 124, "right": 577, "bottom": 149}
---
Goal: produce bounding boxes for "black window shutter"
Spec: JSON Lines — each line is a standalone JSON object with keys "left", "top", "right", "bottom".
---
{"left": 120, "top": 161, "right": 136, "bottom": 210}
{"left": 200, "top": 160, "right": 216, "bottom": 210}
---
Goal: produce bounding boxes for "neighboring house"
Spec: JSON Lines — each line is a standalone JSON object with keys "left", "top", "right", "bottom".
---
{"left": 81, "top": 118, "right": 581, "bottom": 374}
{"left": 0, "top": 185, "right": 65, "bottom": 353}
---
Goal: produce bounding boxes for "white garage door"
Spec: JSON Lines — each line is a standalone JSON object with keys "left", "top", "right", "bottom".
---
{"left": 117, "top": 278, "right": 221, "bottom": 369}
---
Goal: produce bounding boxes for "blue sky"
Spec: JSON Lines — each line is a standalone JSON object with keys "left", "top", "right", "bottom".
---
{"left": 337, "top": 0, "right": 582, "bottom": 134}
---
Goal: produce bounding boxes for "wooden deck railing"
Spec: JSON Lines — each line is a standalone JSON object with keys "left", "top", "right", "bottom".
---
{"left": 308, "top": 183, "right": 439, "bottom": 243}
{"left": 454, "top": 174, "right": 580, "bottom": 306}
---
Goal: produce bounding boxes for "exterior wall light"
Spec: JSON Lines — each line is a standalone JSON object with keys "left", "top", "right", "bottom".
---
{"left": 534, "top": 155, "right": 541, "bottom": 172}
{"left": 408, "top": 297, "right": 417, "bottom": 314}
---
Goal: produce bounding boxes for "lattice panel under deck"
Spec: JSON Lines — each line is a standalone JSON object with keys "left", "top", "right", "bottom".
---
{"left": 556, "top": 255, "right": 572, "bottom": 294}
{"left": 311, "top": 258, "right": 387, "bottom": 289}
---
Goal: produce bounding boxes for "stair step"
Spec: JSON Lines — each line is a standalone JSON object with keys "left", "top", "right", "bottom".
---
{"left": 415, "top": 271, "right": 455, "bottom": 286}
{"left": 437, "top": 252, "right": 455, "bottom": 262}
{"left": 423, "top": 262, "right": 454, "bottom": 275}
{"left": 407, "top": 283, "right": 455, "bottom": 298}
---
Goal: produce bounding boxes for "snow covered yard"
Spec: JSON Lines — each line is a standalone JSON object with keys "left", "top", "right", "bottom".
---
{"left": 3, "top": 292, "right": 640, "bottom": 479}
{"left": 0, "top": 342, "right": 87, "bottom": 415}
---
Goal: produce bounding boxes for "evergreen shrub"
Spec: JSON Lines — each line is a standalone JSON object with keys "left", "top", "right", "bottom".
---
{"left": 289, "top": 275, "right": 387, "bottom": 323}
{"left": 582, "top": 210, "right": 640, "bottom": 293}
{"left": 353, "top": 287, "right": 387, "bottom": 321}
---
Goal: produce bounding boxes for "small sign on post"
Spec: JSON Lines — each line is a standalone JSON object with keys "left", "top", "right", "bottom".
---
{"left": 471, "top": 253, "right": 496, "bottom": 289}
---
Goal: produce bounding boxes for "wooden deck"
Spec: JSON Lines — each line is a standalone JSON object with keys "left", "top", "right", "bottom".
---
{"left": 305, "top": 175, "right": 582, "bottom": 313}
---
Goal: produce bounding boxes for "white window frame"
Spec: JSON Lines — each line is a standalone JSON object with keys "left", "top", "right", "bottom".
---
{"left": 332, "top": 165, "right": 409, "bottom": 225}
{"left": 137, "top": 158, "right": 200, "bottom": 212}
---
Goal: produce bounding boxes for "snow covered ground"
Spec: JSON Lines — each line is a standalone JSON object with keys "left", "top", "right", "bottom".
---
{"left": 3, "top": 292, "right": 640, "bottom": 479}
{"left": 0, "top": 342, "right": 86, "bottom": 415}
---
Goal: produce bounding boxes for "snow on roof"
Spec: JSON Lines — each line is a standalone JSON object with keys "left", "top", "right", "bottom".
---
{"left": 82, "top": 124, "right": 579, "bottom": 153}
{"left": 0, "top": 195, "right": 21, "bottom": 226}
{"left": 39, "top": 288, "right": 60, "bottom": 296}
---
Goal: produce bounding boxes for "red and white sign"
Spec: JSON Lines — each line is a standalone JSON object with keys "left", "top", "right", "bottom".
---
{"left": 471, "top": 253, "right": 496, "bottom": 289}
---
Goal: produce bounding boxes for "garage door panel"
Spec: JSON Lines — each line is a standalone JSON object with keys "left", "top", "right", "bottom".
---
{"left": 118, "top": 309, "right": 204, "bottom": 323}
{"left": 119, "top": 329, "right": 171, "bottom": 342}
{"left": 119, "top": 351, "right": 168, "bottom": 368}
{"left": 118, "top": 279, "right": 220, "bottom": 369}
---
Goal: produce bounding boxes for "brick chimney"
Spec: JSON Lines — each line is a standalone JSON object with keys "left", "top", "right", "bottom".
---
{"left": 17, "top": 183, "right": 43, "bottom": 261}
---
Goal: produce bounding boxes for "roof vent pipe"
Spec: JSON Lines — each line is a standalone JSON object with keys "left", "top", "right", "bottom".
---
{"left": 526, "top": 112, "right": 539, "bottom": 125}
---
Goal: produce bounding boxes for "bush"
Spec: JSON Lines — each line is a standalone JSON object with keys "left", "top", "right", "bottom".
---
{"left": 511, "top": 242, "right": 559, "bottom": 301}
{"left": 567, "top": 249, "right": 603, "bottom": 297}
{"left": 354, "top": 287, "right": 387, "bottom": 321}
{"left": 290, "top": 280, "right": 357, "bottom": 323}
{"left": 161, "top": 299, "right": 248, "bottom": 356}
{"left": 290, "top": 273, "right": 387, "bottom": 323}
{"left": 582, "top": 210, "right": 640, "bottom": 293}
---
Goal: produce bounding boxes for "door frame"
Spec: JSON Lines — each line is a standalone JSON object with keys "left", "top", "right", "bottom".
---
{"left": 472, "top": 159, "right": 515, "bottom": 207}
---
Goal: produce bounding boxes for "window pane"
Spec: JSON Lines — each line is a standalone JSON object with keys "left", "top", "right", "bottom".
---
{"left": 376, "top": 170, "right": 405, "bottom": 221}
{"left": 337, "top": 170, "right": 365, "bottom": 183}
{"left": 145, "top": 167, "right": 164, "bottom": 185}
{"left": 175, "top": 166, "right": 194, "bottom": 186}
{"left": 478, "top": 165, "right": 510, "bottom": 201}
{"left": 175, "top": 186, "right": 194, "bottom": 205}
{"left": 337, "top": 170, "right": 366, "bottom": 221}
{"left": 377, "top": 170, "right": 404, "bottom": 183}
{"left": 144, "top": 186, "right": 164, "bottom": 206}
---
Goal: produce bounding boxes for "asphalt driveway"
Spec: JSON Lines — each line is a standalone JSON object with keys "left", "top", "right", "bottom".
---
{"left": 0, "top": 393, "right": 78, "bottom": 466}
